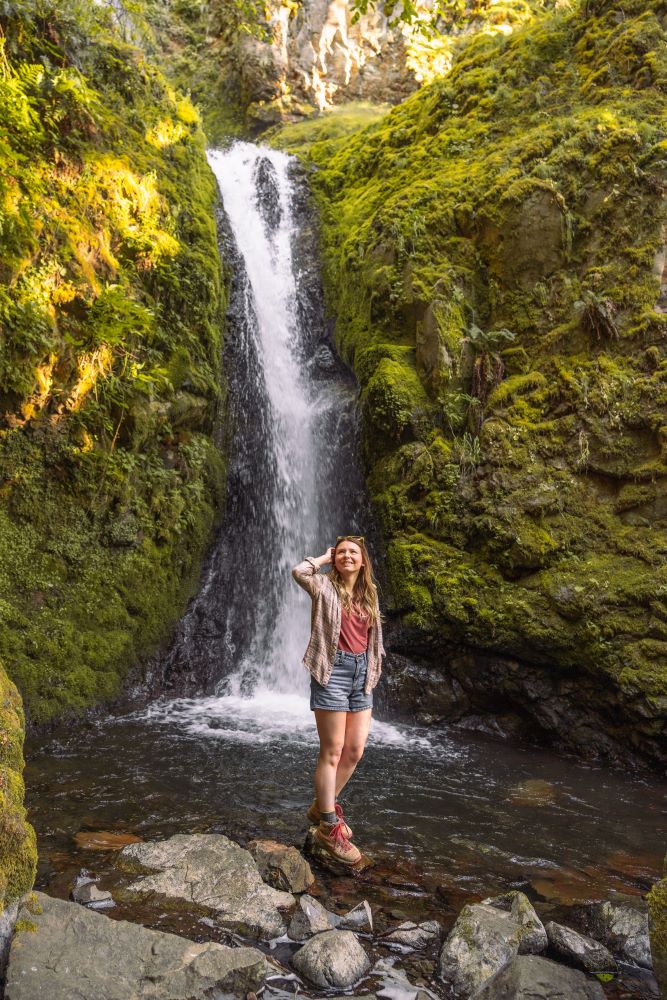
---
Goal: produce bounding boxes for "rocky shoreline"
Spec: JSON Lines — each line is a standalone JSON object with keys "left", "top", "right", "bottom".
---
{"left": 2, "top": 830, "right": 662, "bottom": 999}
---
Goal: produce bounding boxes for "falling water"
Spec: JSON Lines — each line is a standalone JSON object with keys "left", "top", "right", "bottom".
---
{"left": 159, "top": 142, "right": 370, "bottom": 715}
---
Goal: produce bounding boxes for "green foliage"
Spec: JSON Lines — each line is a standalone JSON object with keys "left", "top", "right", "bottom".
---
{"left": 274, "top": 0, "right": 667, "bottom": 727}
{"left": 0, "top": 0, "right": 227, "bottom": 722}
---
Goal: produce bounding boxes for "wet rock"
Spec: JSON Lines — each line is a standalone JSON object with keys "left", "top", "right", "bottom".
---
{"left": 372, "top": 956, "right": 431, "bottom": 999}
{"left": 288, "top": 894, "right": 338, "bottom": 941}
{"left": 74, "top": 830, "right": 142, "bottom": 851}
{"left": 338, "top": 900, "right": 373, "bottom": 933}
{"left": 509, "top": 779, "right": 557, "bottom": 807}
{"left": 5, "top": 891, "right": 267, "bottom": 1000}
{"left": 438, "top": 891, "right": 546, "bottom": 996}
{"left": 291, "top": 928, "right": 371, "bottom": 988}
{"left": 383, "top": 919, "right": 442, "bottom": 949}
{"left": 117, "top": 833, "right": 293, "bottom": 939}
{"left": 71, "top": 881, "right": 114, "bottom": 908}
{"left": 253, "top": 157, "right": 282, "bottom": 233}
{"left": 471, "top": 954, "right": 605, "bottom": 999}
{"left": 247, "top": 839, "right": 314, "bottom": 893}
{"left": 545, "top": 920, "right": 616, "bottom": 973}
{"left": 586, "top": 894, "right": 651, "bottom": 968}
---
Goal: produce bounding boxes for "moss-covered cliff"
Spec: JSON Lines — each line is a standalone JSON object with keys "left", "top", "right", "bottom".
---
{"left": 0, "top": 664, "right": 36, "bottom": 930}
{"left": 273, "top": 0, "right": 667, "bottom": 766}
{"left": 0, "top": 0, "right": 226, "bottom": 726}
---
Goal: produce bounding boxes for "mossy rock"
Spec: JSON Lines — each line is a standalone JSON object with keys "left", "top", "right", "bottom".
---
{"left": 0, "top": 665, "right": 36, "bottom": 915}
{"left": 648, "top": 853, "right": 667, "bottom": 995}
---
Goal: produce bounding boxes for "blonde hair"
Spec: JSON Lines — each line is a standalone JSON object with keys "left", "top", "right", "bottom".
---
{"left": 330, "top": 536, "right": 380, "bottom": 625}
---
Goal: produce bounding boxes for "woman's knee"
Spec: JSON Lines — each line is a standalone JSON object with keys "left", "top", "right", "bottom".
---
{"left": 319, "top": 742, "right": 344, "bottom": 767}
{"left": 341, "top": 742, "right": 365, "bottom": 765}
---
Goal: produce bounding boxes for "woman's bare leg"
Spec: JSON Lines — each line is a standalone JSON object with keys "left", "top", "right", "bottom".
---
{"left": 336, "top": 708, "right": 372, "bottom": 797}
{"left": 313, "top": 710, "right": 347, "bottom": 813}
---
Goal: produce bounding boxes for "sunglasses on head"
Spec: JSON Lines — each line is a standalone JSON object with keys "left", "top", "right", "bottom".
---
{"left": 336, "top": 535, "right": 365, "bottom": 544}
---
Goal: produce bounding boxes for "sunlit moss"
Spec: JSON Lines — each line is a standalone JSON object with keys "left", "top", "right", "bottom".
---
{"left": 0, "top": 0, "right": 227, "bottom": 726}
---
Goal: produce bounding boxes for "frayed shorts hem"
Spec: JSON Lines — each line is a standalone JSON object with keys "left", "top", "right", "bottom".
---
{"left": 311, "top": 703, "right": 372, "bottom": 713}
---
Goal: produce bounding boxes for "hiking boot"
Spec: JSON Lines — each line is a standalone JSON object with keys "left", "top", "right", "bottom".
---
{"left": 314, "top": 819, "right": 361, "bottom": 865}
{"left": 307, "top": 800, "right": 353, "bottom": 838}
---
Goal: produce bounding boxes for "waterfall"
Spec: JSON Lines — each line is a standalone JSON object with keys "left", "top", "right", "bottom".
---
{"left": 159, "top": 142, "right": 370, "bottom": 709}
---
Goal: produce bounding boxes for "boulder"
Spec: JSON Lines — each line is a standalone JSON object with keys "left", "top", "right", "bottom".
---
{"left": 471, "top": 954, "right": 605, "bottom": 999}
{"left": 246, "top": 838, "right": 314, "bottom": 893}
{"left": 545, "top": 920, "right": 616, "bottom": 973}
{"left": 438, "top": 891, "right": 546, "bottom": 996}
{"left": 117, "top": 833, "right": 293, "bottom": 939}
{"left": 288, "top": 894, "right": 338, "bottom": 941}
{"left": 5, "top": 891, "right": 267, "bottom": 1000}
{"left": 587, "top": 894, "right": 651, "bottom": 968}
{"left": 292, "top": 929, "right": 371, "bottom": 988}
{"left": 383, "top": 919, "right": 442, "bottom": 949}
{"left": 338, "top": 900, "right": 373, "bottom": 933}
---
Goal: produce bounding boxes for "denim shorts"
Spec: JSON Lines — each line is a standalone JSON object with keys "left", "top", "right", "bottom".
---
{"left": 310, "top": 649, "right": 373, "bottom": 713}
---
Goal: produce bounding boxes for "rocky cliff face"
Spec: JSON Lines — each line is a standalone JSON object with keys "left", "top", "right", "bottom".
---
{"left": 273, "top": 0, "right": 667, "bottom": 769}
{"left": 235, "top": 0, "right": 419, "bottom": 126}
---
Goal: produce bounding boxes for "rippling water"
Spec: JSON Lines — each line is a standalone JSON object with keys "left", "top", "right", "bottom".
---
{"left": 27, "top": 693, "right": 666, "bottom": 902}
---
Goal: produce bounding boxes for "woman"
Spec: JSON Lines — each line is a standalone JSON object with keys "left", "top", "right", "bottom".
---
{"left": 292, "top": 535, "right": 385, "bottom": 864}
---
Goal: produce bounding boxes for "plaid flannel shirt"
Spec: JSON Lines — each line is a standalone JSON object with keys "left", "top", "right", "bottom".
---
{"left": 292, "top": 557, "right": 386, "bottom": 694}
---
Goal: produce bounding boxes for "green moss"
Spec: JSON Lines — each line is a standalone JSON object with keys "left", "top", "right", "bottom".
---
{"left": 272, "top": 0, "right": 667, "bottom": 730}
{"left": 0, "top": 1, "right": 227, "bottom": 722}
{"left": 0, "top": 665, "right": 37, "bottom": 916}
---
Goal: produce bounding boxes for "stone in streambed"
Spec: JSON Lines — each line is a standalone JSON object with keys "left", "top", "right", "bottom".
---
{"left": 5, "top": 891, "right": 267, "bottom": 1000}
{"left": 246, "top": 838, "right": 314, "bottom": 893}
{"left": 438, "top": 891, "right": 547, "bottom": 997}
{"left": 585, "top": 894, "right": 651, "bottom": 968}
{"left": 471, "top": 954, "right": 605, "bottom": 999}
{"left": 288, "top": 894, "right": 339, "bottom": 940}
{"left": 383, "top": 919, "right": 442, "bottom": 949}
{"left": 545, "top": 920, "right": 616, "bottom": 973}
{"left": 338, "top": 900, "right": 373, "bottom": 933}
{"left": 74, "top": 830, "right": 142, "bottom": 851}
{"left": 117, "top": 833, "right": 293, "bottom": 939}
{"left": 291, "top": 929, "right": 371, "bottom": 988}
{"left": 71, "top": 881, "right": 114, "bottom": 908}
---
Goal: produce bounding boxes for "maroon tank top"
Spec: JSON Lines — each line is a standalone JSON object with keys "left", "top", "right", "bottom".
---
{"left": 338, "top": 604, "right": 369, "bottom": 654}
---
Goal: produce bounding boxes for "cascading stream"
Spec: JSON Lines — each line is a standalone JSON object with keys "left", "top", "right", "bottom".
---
{"left": 158, "top": 142, "right": 371, "bottom": 726}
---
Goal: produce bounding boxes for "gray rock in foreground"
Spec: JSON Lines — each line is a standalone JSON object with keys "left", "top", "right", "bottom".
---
{"left": 587, "top": 895, "right": 651, "bottom": 969}
{"left": 438, "top": 891, "right": 547, "bottom": 997}
{"left": 288, "top": 894, "right": 338, "bottom": 940}
{"left": 5, "top": 891, "right": 267, "bottom": 1000}
{"left": 383, "top": 919, "right": 442, "bottom": 949}
{"left": 546, "top": 920, "right": 617, "bottom": 973}
{"left": 338, "top": 900, "right": 373, "bottom": 933}
{"left": 292, "top": 928, "right": 371, "bottom": 988}
{"left": 472, "top": 955, "right": 605, "bottom": 999}
{"left": 117, "top": 833, "right": 293, "bottom": 939}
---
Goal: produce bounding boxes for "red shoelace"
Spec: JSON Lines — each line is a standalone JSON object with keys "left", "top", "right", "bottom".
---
{"left": 326, "top": 818, "right": 352, "bottom": 852}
